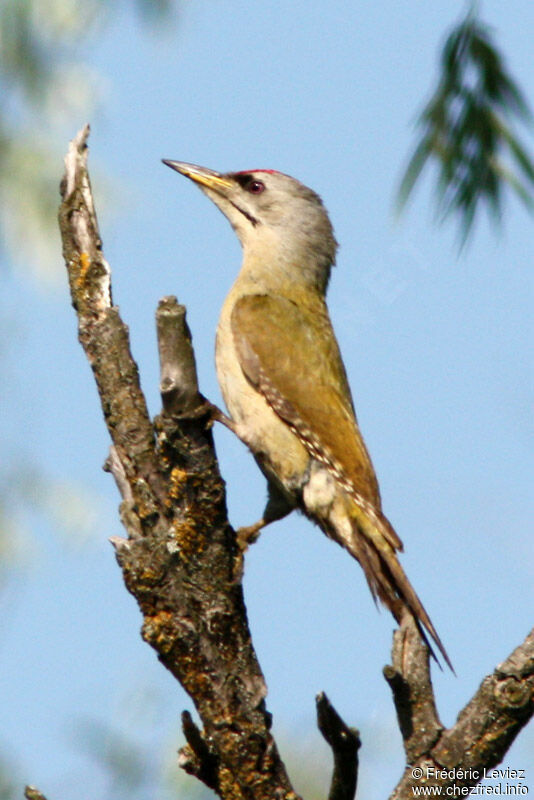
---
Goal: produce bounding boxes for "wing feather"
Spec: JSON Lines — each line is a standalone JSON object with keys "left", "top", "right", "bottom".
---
{"left": 231, "top": 293, "right": 402, "bottom": 550}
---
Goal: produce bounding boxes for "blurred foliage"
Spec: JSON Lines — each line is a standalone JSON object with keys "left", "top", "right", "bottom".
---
{"left": 0, "top": 758, "right": 18, "bottom": 800}
{"left": 72, "top": 707, "right": 333, "bottom": 800}
{"left": 397, "top": 5, "right": 534, "bottom": 242}
{"left": 0, "top": 303, "right": 102, "bottom": 578}
{"left": 72, "top": 720, "right": 152, "bottom": 800}
{"left": 71, "top": 686, "right": 406, "bottom": 800}
{"left": 0, "top": 0, "right": 177, "bottom": 563}
{"left": 0, "top": 0, "right": 177, "bottom": 566}
{"left": 0, "top": 461, "right": 100, "bottom": 587}
{"left": 0, "top": 0, "right": 176, "bottom": 284}
{"left": 0, "top": 0, "right": 174, "bottom": 789}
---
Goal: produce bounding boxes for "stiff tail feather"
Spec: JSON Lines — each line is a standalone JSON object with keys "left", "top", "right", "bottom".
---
{"left": 339, "top": 502, "right": 454, "bottom": 672}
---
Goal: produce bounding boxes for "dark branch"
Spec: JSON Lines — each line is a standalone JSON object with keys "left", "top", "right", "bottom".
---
{"left": 386, "top": 619, "right": 534, "bottom": 800}
{"left": 58, "top": 126, "right": 300, "bottom": 800}
{"left": 316, "top": 693, "right": 360, "bottom": 800}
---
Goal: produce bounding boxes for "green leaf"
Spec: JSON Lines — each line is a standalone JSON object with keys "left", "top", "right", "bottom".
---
{"left": 396, "top": 5, "right": 534, "bottom": 242}
{"left": 396, "top": 139, "right": 432, "bottom": 210}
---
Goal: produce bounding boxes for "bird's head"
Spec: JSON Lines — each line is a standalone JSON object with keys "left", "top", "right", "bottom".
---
{"left": 163, "top": 160, "right": 338, "bottom": 294}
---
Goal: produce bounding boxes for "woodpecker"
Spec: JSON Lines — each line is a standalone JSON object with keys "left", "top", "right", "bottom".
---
{"left": 163, "top": 160, "right": 452, "bottom": 670}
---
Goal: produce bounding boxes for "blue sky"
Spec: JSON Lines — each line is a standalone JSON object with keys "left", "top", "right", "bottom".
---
{"left": 2, "top": 1, "right": 533, "bottom": 797}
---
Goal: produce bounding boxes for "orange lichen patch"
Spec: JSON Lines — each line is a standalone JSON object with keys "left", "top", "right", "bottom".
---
{"left": 217, "top": 760, "right": 300, "bottom": 800}
{"left": 172, "top": 517, "right": 205, "bottom": 562}
{"left": 76, "top": 251, "right": 91, "bottom": 289}
{"left": 143, "top": 610, "right": 175, "bottom": 653}
{"left": 139, "top": 566, "right": 161, "bottom": 584}
{"left": 137, "top": 501, "right": 157, "bottom": 521}
{"left": 218, "top": 767, "right": 246, "bottom": 800}
{"left": 181, "top": 668, "right": 213, "bottom": 700}
{"left": 167, "top": 467, "right": 188, "bottom": 505}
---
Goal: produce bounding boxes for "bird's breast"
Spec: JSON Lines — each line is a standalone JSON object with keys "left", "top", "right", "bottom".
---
{"left": 215, "top": 287, "right": 310, "bottom": 492}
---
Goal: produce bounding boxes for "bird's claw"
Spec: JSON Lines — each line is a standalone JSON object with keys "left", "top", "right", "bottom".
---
{"left": 235, "top": 521, "right": 265, "bottom": 552}
{"left": 205, "top": 401, "right": 238, "bottom": 434}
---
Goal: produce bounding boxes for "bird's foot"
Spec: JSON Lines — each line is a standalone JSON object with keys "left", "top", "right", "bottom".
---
{"left": 230, "top": 521, "right": 265, "bottom": 584}
{"left": 206, "top": 401, "right": 238, "bottom": 434}
{"left": 235, "top": 520, "right": 266, "bottom": 552}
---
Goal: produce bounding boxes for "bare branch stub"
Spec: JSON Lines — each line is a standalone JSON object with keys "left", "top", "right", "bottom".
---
{"left": 316, "top": 692, "right": 360, "bottom": 800}
{"left": 157, "top": 296, "right": 203, "bottom": 416}
{"left": 384, "top": 612, "right": 443, "bottom": 763}
{"left": 179, "top": 709, "right": 220, "bottom": 792}
{"left": 58, "top": 126, "right": 300, "bottom": 800}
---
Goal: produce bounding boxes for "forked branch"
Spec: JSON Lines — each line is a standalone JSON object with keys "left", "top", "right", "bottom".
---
{"left": 56, "top": 126, "right": 533, "bottom": 800}
{"left": 385, "top": 616, "right": 534, "bottom": 799}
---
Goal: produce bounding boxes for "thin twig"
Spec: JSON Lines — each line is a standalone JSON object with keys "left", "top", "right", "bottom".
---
{"left": 178, "top": 710, "right": 220, "bottom": 792}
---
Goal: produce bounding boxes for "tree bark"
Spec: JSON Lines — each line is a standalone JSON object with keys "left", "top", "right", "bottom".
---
{"left": 385, "top": 614, "right": 533, "bottom": 799}
{"left": 59, "top": 124, "right": 297, "bottom": 800}
{"left": 55, "top": 125, "right": 533, "bottom": 800}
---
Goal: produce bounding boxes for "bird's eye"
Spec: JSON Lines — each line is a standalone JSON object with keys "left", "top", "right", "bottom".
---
{"left": 247, "top": 180, "right": 265, "bottom": 194}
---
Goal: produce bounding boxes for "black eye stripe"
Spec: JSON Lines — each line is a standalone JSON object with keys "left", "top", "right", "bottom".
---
{"left": 234, "top": 173, "right": 253, "bottom": 188}
{"left": 234, "top": 174, "right": 266, "bottom": 194}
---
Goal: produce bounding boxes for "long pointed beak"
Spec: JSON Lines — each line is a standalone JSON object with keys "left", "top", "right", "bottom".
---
{"left": 162, "top": 160, "right": 234, "bottom": 191}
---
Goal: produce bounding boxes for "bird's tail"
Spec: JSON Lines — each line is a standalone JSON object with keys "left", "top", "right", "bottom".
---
{"left": 332, "top": 499, "right": 453, "bottom": 672}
